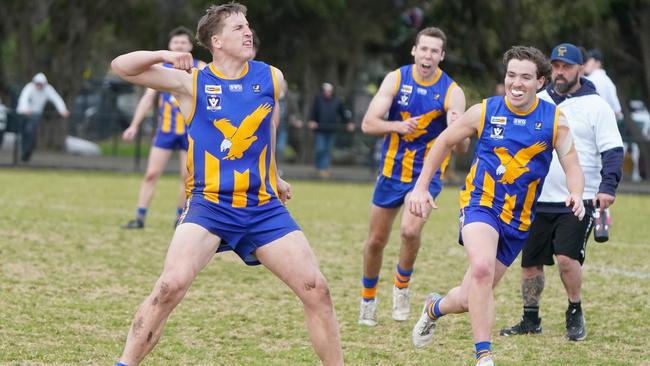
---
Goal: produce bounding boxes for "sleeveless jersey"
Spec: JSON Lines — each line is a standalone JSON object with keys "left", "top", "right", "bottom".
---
{"left": 157, "top": 59, "right": 200, "bottom": 135}
{"left": 185, "top": 60, "right": 280, "bottom": 208}
{"left": 459, "top": 96, "right": 559, "bottom": 231}
{"left": 379, "top": 65, "right": 457, "bottom": 183}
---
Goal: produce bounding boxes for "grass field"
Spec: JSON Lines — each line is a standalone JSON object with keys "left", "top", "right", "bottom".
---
{"left": 1, "top": 169, "right": 649, "bottom": 365}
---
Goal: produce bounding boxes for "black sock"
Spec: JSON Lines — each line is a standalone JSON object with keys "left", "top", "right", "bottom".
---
{"left": 568, "top": 300, "right": 581, "bottom": 312}
{"left": 523, "top": 305, "right": 540, "bottom": 322}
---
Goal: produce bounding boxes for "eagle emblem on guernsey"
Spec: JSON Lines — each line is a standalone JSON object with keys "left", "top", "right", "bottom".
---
{"left": 400, "top": 109, "right": 444, "bottom": 142}
{"left": 493, "top": 141, "right": 547, "bottom": 184}
{"left": 213, "top": 103, "right": 272, "bottom": 160}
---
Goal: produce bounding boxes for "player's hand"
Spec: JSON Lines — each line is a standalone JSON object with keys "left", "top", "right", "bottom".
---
{"left": 277, "top": 177, "right": 292, "bottom": 204}
{"left": 593, "top": 192, "right": 615, "bottom": 211}
{"left": 407, "top": 187, "right": 437, "bottom": 218}
{"left": 122, "top": 125, "right": 137, "bottom": 141}
{"left": 565, "top": 193, "right": 585, "bottom": 220}
{"left": 162, "top": 51, "right": 194, "bottom": 73}
{"left": 60, "top": 110, "right": 70, "bottom": 118}
{"left": 308, "top": 121, "right": 318, "bottom": 130}
{"left": 395, "top": 117, "right": 419, "bottom": 135}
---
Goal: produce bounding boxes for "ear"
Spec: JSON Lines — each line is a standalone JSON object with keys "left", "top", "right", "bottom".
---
{"left": 536, "top": 75, "right": 545, "bottom": 90}
{"left": 212, "top": 35, "right": 221, "bottom": 50}
{"left": 411, "top": 45, "right": 416, "bottom": 57}
{"left": 441, "top": 50, "right": 446, "bottom": 62}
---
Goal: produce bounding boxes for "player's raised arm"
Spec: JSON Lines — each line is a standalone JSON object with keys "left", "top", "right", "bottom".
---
{"left": 111, "top": 50, "right": 194, "bottom": 99}
{"left": 554, "top": 111, "right": 585, "bottom": 219}
{"left": 408, "top": 102, "right": 481, "bottom": 217}
{"left": 361, "top": 70, "right": 418, "bottom": 136}
{"left": 445, "top": 84, "right": 470, "bottom": 154}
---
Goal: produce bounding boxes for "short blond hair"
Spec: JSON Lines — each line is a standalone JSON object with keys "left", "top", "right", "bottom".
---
{"left": 196, "top": 2, "right": 247, "bottom": 53}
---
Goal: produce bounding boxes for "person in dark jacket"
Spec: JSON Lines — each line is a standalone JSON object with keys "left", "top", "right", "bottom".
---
{"left": 308, "top": 82, "right": 354, "bottom": 177}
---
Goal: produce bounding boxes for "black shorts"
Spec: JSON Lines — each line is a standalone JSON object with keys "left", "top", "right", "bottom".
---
{"left": 521, "top": 212, "right": 594, "bottom": 267}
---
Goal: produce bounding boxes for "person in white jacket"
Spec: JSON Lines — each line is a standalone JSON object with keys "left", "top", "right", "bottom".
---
{"left": 16, "top": 72, "right": 69, "bottom": 161}
{"left": 501, "top": 43, "right": 624, "bottom": 342}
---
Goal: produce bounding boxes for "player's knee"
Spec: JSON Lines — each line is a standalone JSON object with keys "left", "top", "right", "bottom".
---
{"left": 300, "top": 275, "right": 331, "bottom": 306}
{"left": 400, "top": 226, "right": 421, "bottom": 244}
{"left": 152, "top": 277, "right": 188, "bottom": 306}
{"left": 366, "top": 234, "right": 389, "bottom": 251}
{"left": 144, "top": 170, "right": 161, "bottom": 183}
{"left": 469, "top": 260, "right": 494, "bottom": 284}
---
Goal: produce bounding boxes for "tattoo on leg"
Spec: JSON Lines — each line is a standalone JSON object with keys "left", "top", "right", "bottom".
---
{"left": 522, "top": 275, "right": 544, "bottom": 307}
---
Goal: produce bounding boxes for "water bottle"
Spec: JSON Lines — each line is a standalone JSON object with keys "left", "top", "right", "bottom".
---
{"left": 593, "top": 203, "right": 609, "bottom": 243}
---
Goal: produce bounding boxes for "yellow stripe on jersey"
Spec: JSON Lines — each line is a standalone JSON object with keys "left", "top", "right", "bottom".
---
{"left": 185, "top": 69, "right": 199, "bottom": 125}
{"left": 459, "top": 159, "right": 479, "bottom": 208}
{"left": 440, "top": 153, "right": 451, "bottom": 178}
{"left": 552, "top": 108, "right": 560, "bottom": 147}
{"left": 232, "top": 169, "right": 250, "bottom": 208}
{"left": 479, "top": 171, "right": 495, "bottom": 207}
{"left": 412, "top": 66, "right": 442, "bottom": 87}
{"left": 174, "top": 111, "right": 184, "bottom": 135}
{"left": 185, "top": 135, "right": 195, "bottom": 196}
{"left": 500, "top": 193, "right": 517, "bottom": 225}
{"left": 477, "top": 99, "right": 487, "bottom": 138}
{"left": 400, "top": 148, "right": 416, "bottom": 182}
{"left": 162, "top": 103, "right": 172, "bottom": 133}
{"left": 443, "top": 82, "right": 457, "bottom": 111}
{"left": 209, "top": 62, "right": 249, "bottom": 80}
{"left": 393, "top": 69, "right": 401, "bottom": 96}
{"left": 270, "top": 66, "right": 279, "bottom": 102}
{"left": 258, "top": 145, "right": 271, "bottom": 205}
{"left": 204, "top": 151, "right": 220, "bottom": 203}
{"left": 382, "top": 133, "right": 400, "bottom": 178}
{"left": 519, "top": 178, "right": 541, "bottom": 231}
{"left": 505, "top": 96, "right": 539, "bottom": 116}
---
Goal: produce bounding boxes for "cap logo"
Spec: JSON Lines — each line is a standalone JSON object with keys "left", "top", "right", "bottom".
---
{"left": 557, "top": 46, "right": 567, "bottom": 56}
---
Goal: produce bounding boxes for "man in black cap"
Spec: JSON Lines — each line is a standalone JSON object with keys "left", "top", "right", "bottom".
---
{"left": 500, "top": 43, "right": 624, "bottom": 341}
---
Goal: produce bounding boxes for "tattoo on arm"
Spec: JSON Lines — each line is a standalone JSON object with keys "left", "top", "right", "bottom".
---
{"left": 522, "top": 274, "right": 545, "bottom": 307}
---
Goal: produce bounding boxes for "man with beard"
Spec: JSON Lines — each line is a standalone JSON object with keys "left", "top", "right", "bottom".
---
{"left": 500, "top": 43, "right": 623, "bottom": 341}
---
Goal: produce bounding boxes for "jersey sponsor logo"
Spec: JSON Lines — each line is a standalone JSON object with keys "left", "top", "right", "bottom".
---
{"left": 493, "top": 141, "right": 548, "bottom": 184}
{"left": 433, "top": 93, "right": 440, "bottom": 100}
{"left": 417, "top": 87, "right": 427, "bottom": 95}
{"left": 229, "top": 84, "right": 243, "bottom": 92}
{"left": 400, "top": 85, "right": 413, "bottom": 94}
{"left": 205, "top": 85, "right": 222, "bottom": 94}
{"left": 490, "top": 125, "right": 505, "bottom": 139}
{"left": 206, "top": 95, "right": 221, "bottom": 111}
{"left": 514, "top": 118, "right": 527, "bottom": 126}
{"left": 534, "top": 121, "right": 543, "bottom": 130}
{"left": 490, "top": 116, "right": 507, "bottom": 125}
{"left": 252, "top": 84, "right": 261, "bottom": 93}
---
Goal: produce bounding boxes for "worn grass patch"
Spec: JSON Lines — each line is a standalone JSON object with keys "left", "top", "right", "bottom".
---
{"left": 0, "top": 169, "right": 649, "bottom": 365}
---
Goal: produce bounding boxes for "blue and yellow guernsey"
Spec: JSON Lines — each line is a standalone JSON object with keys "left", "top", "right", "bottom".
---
{"left": 460, "top": 96, "right": 559, "bottom": 231}
{"left": 185, "top": 60, "right": 280, "bottom": 208}
{"left": 158, "top": 60, "right": 200, "bottom": 135}
{"left": 379, "top": 65, "right": 457, "bottom": 183}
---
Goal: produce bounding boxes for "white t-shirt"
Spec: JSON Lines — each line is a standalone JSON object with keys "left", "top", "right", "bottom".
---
{"left": 538, "top": 89, "right": 623, "bottom": 202}
{"left": 586, "top": 69, "right": 622, "bottom": 116}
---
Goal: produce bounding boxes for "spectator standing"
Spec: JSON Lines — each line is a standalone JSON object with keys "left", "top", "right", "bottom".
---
{"left": 16, "top": 73, "right": 69, "bottom": 161}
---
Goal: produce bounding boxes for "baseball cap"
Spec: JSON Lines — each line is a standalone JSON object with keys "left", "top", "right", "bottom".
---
{"left": 550, "top": 43, "right": 583, "bottom": 65}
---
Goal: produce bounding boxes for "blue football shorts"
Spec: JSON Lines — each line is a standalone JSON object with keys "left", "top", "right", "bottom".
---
{"left": 152, "top": 130, "right": 189, "bottom": 151}
{"left": 458, "top": 205, "right": 530, "bottom": 266}
{"left": 372, "top": 172, "right": 443, "bottom": 209}
{"left": 178, "top": 195, "right": 301, "bottom": 266}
